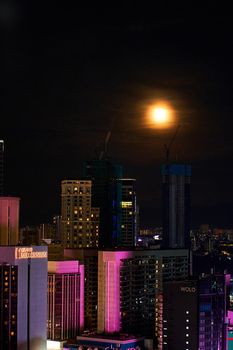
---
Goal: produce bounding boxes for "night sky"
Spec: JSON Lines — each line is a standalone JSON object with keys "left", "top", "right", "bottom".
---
{"left": 1, "top": 4, "right": 233, "bottom": 228}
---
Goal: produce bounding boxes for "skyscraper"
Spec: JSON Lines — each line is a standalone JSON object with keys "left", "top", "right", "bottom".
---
{"left": 0, "top": 246, "right": 48, "bottom": 350}
{"left": 161, "top": 163, "right": 191, "bottom": 249}
{"left": 0, "top": 140, "right": 4, "bottom": 195}
{"left": 163, "top": 274, "right": 229, "bottom": 350}
{"left": 61, "top": 180, "right": 99, "bottom": 248}
{"left": 84, "top": 159, "right": 123, "bottom": 248}
{"left": 0, "top": 264, "right": 18, "bottom": 349}
{"left": 47, "top": 260, "right": 84, "bottom": 341}
{"left": 0, "top": 197, "right": 20, "bottom": 245}
{"left": 97, "top": 248, "right": 190, "bottom": 348}
{"left": 118, "top": 178, "right": 137, "bottom": 247}
{"left": 64, "top": 248, "right": 98, "bottom": 331}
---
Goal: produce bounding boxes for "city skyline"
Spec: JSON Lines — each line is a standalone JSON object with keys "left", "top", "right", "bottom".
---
{"left": 2, "top": 5, "right": 233, "bottom": 228}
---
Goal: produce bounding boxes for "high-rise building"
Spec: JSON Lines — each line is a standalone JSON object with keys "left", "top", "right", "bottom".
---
{"left": 64, "top": 248, "right": 98, "bottom": 331}
{"left": 118, "top": 178, "right": 137, "bottom": 247}
{"left": 47, "top": 260, "right": 84, "bottom": 341}
{"left": 0, "top": 197, "right": 20, "bottom": 245}
{"left": 97, "top": 248, "right": 190, "bottom": 348}
{"left": 0, "top": 140, "right": 4, "bottom": 195}
{"left": 84, "top": 160, "right": 123, "bottom": 248}
{"left": 61, "top": 180, "right": 99, "bottom": 248}
{"left": 161, "top": 163, "right": 191, "bottom": 249}
{"left": 0, "top": 264, "right": 18, "bottom": 349}
{"left": 163, "top": 274, "right": 229, "bottom": 350}
{"left": 0, "top": 246, "right": 48, "bottom": 350}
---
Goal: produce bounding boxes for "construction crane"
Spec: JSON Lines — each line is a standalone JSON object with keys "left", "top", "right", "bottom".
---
{"left": 164, "top": 125, "right": 181, "bottom": 163}
{"left": 99, "top": 130, "right": 112, "bottom": 160}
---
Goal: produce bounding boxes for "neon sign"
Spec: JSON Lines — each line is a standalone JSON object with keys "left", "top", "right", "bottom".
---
{"left": 15, "top": 247, "right": 47, "bottom": 259}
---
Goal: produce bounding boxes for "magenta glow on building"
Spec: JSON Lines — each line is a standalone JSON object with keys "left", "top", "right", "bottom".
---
{"left": 0, "top": 197, "right": 20, "bottom": 245}
{"left": 48, "top": 260, "right": 84, "bottom": 341}
{"left": 98, "top": 251, "right": 134, "bottom": 333}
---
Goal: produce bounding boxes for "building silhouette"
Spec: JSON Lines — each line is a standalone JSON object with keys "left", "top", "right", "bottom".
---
{"left": 0, "top": 197, "right": 20, "bottom": 245}
{"left": 161, "top": 163, "right": 191, "bottom": 249}
{"left": 84, "top": 160, "right": 123, "bottom": 248}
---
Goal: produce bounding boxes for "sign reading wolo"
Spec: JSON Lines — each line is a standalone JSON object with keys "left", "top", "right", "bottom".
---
{"left": 180, "top": 286, "right": 196, "bottom": 293}
{"left": 15, "top": 247, "right": 47, "bottom": 259}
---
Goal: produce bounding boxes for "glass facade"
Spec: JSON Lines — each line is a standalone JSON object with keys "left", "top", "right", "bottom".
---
{"left": 84, "top": 160, "right": 123, "bottom": 248}
{"left": 161, "top": 164, "right": 191, "bottom": 249}
{"left": 118, "top": 179, "right": 137, "bottom": 247}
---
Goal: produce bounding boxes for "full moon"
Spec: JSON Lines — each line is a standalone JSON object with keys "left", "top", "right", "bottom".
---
{"left": 152, "top": 107, "right": 169, "bottom": 124}
{"left": 146, "top": 102, "right": 175, "bottom": 129}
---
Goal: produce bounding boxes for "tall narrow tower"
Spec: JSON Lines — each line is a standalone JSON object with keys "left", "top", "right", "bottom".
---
{"left": 0, "top": 140, "right": 4, "bottom": 195}
{"left": 0, "top": 197, "right": 20, "bottom": 245}
{"left": 118, "top": 178, "right": 137, "bottom": 247}
{"left": 161, "top": 163, "right": 191, "bottom": 249}
{"left": 84, "top": 160, "right": 123, "bottom": 248}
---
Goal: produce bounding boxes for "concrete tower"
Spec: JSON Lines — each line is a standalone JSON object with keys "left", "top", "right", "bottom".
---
{"left": 161, "top": 164, "right": 191, "bottom": 249}
{"left": 61, "top": 180, "right": 99, "bottom": 248}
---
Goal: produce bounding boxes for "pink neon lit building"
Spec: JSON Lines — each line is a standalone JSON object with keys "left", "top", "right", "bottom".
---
{"left": 98, "top": 251, "right": 134, "bottom": 333}
{"left": 98, "top": 248, "right": 190, "bottom": 346}
{"left": 47, "top": 260, "right": 84, "bottom": 341}
{"left": 0, "top": 197, "right": 20, "bottom": 245}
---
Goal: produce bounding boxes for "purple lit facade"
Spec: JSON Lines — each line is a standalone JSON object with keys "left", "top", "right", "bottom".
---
{"left": 47, "top": 260, "right": 84, "bottom": 341}
{"left": 0, "top": 246, "right": 48, "bottom": 350}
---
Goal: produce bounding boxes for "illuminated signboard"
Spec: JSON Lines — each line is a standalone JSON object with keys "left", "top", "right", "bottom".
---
{"left": 121, "top": 201, "right": 132, "bottom": 208}
{"left": 180, "top": 287, "right": 196, "bottom": 293}
{"left": 15, "top": 247, "right": 47, "bottom": 259}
